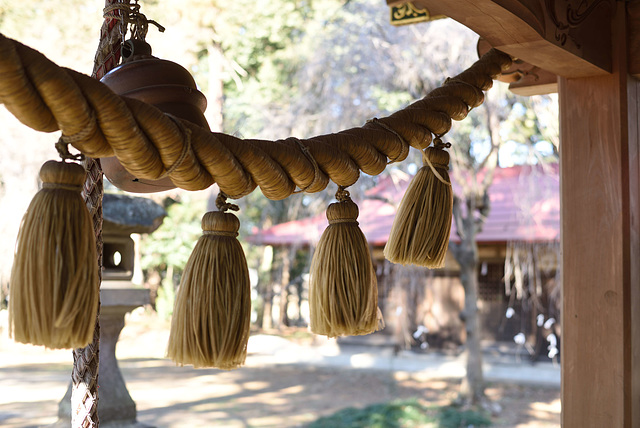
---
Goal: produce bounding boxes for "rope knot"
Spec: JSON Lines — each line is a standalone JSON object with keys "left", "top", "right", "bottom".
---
{"left": 335, "top": 186, "right": 351, "bottom": 202}
{"left": 203, "top": 230, "right": 238, "bottom": 238}
{"left": 422, "top": 138, "right": 452, "bottom": 186}
{"left": 327, "top": 187, "right": 359, "bottom": 223}
{"left": 42, "top": 182, "right": 83, "bottom": 192}
{"left": 433, "top": 136, "right": 451, "bottom": 150}
{"left": 55, "top": 139, "right": 85, "bottom": 162}
{"left": 104, "top": 1, "right": 164, "bottom": 42}
{"left": 328, "top": 218, "right": 359, "bottom": 225}
{"left": 201, "top": 210, "right": 240, "bottom": 235}
{"left": 216, "top": 192, "right": 239, "bottom": 213}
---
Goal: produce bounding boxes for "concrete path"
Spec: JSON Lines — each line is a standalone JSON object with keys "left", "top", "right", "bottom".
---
{"left": 247, "top": 334, "right": 560, "bottom": 387}
{"left": 0, "top": 312, "right": 560, "bottom": 427}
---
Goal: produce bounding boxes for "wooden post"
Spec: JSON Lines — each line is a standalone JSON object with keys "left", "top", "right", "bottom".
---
{"left": 559, "top": 4, "right": 640, "bottom": 426}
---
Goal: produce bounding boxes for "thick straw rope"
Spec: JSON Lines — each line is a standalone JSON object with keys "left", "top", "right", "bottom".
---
{"left": 0, "top": 33, "right": 512, "bottom": 199}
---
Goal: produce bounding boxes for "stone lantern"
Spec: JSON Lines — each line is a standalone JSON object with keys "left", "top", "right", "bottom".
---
{"left": 56, "top": 193, "right": 166, "bottom": 428}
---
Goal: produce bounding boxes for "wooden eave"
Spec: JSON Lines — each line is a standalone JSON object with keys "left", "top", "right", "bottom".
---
{"left": 388, "top": 0, "right": 640, "bottom": 94}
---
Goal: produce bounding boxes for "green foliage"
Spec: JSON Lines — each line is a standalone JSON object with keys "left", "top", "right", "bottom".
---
{"left": 155, "top": 269, "right": 176, "bottom": 321}
{"left": 309, "top": 399, "right": 434, "bottom": 428}
{"left": 308, "top": 399, "right": 492, "bottom": 428}
{"left": 139, "top": 194, "right": 207, "bottom": 318}
{"left": 209, "top": 0, "right": 334, "bottom": 136}
{"left": 437, "top": 405, "right": 491, "bottom": 428}
{"left": 140, "top": 195, "right": 206, "bottom": 274}
{"left": 217, "top": 0, "right": 314, "bottom": 80}
{"left": 371, "top": 85, "right": 414, "bottom": 113}
{"left": 500, "top": 97, "right": 559, "bottom": 165}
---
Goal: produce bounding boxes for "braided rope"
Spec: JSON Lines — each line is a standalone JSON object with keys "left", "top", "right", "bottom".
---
{"left": 70, "top": 2, "right": 126, "bottom": 426}
{"left": 0, "top": 33, "right": 511, "bottom": 200}
{"left": 71, "top": 157, "right": 102, "bottom": 428}
{"left": 93, "top": 1, "right": 127, "bottom": 80}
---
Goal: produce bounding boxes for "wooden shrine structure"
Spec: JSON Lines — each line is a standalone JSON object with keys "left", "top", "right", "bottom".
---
{"left": 387, "top": 0, "right": 640, "bottom": 426}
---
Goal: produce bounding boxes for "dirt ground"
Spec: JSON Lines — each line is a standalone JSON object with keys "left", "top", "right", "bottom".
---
{"left": 0, "top": 311, "right": 560, "bottom": 427}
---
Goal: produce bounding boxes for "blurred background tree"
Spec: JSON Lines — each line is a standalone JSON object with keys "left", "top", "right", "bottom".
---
{"left": 139, "top": 194, "right": 206, "bottom": 319}
{"left": 0, "top": 1, "right": 558, "bottom": 409}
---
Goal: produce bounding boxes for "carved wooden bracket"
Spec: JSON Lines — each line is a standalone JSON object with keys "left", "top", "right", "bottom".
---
{"left": 388, "top": 0, "right": 621, "bottom": 79}
{"left": 478, "top": 38, "right": 557, "bottom": 96}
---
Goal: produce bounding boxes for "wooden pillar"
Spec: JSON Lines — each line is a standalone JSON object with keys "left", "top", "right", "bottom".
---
{"left": 560, "top": 4, "right": 640, "bottom": 426}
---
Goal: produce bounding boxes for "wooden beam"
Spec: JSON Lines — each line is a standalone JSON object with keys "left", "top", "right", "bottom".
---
{"left": 628, "top": 0, "right": 640, "bottom": 78}
{"left": 389, "top": 0, "right": 613, "bottom": 78}
{"left": 559, "top": 3, "right": 640, "bottom": 426}
{"left": 508, "top": 67, "right": 557, "bottom": 96}
{"left": 628, "top": 65, "right": 640, "bottom": 428}
{"left": 559, "top": 74, "right": 629, "bottom": 428}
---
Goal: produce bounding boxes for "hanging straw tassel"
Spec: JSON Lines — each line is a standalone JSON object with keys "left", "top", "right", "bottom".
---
{"left": 9, "top": 158, "right": 99, "bottom": 349}
{"left": 167, "top": 194, "right": 251, "bottom": 369}
{"left": 384, "top": 137, "right": 453, "bottom": 268}
{"left": 309, "top": 187, "right": 383, "bottom": 337}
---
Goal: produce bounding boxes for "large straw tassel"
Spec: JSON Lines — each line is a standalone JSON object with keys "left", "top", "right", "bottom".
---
{"left": 167, "top": 195, "right": 251, "bottom": 369}
{"left": 9, "top": 160, "right": 99, "bottom": 349}
{"left": 384, "top": 138, "right": 453, "bottom": 268}
{"left": 309, "top": 188, "right": 382, "bottom": 337}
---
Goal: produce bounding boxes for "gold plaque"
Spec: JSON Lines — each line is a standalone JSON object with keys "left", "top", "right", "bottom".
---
{"left": 389, "top": 3, "right": 444, "bottom": 26}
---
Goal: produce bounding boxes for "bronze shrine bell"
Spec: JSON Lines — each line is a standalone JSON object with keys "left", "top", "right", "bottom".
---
{"left": 100, "top": 39, "right": 209, "bottom": 193}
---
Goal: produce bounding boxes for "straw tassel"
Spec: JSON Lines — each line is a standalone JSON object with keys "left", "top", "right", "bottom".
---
{"left": 384, "top": 137, "right": 453, "bottom": 268}
{"left": 9, "top": 159, "right": 99, "bottom": 349}
{"left": 309, "top": 187, "right": 383, "bottom": 337}
{"left": 167, "top": 194, "right": 251, "bottom": 369}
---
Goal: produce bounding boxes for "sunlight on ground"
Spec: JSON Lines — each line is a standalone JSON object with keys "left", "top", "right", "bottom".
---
{"left": 486, "top": 383, "right": 561, "bottom": 427}
{"left": 242, "top": 380, "right": 271, "bottom": 391}
{"left": 531, "top": 398, "right": 561, "bottom": 413}
{"left": 349, "top": 352, "right": 378, "bottom": 368}
{"left": 524, "top": 398, "right": 562, "bottom": 426}
{"left": 0, "top": 311, "right": 560, "bottom": 427}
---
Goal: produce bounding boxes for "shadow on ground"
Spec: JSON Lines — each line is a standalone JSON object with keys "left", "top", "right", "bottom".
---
{"left": 1, "top": 356, "right": 560, "bottom": 427}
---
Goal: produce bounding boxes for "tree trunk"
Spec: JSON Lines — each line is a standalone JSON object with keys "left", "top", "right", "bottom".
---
{"left": 451, "top": 195, "right": 486, "bottom": 405}
{"left": 459, "top": 250, "right": 485, "bottom": 404}
{"left": 277, "top": 247, "right": 292, "bottom": 328}
{"left": 257, "top": 246, "right": 275, "bottom": 330}
{"left": 295, "top": 276, "right": 305, "bottom": 326}
{"left": 261, "top": 280, "right": 274, "bottom": 330}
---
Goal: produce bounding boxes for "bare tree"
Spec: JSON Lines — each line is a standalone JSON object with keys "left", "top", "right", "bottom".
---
{"left": 448, "top": 84, "right": 513, "bottom": 405}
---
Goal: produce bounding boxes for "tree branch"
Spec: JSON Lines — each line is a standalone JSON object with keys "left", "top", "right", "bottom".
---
{"left": 453, "top": 195, "right": 466, "bottom": 241}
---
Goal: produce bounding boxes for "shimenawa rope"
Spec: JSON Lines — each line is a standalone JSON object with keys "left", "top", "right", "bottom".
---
{"left": 0, "top": 33, "right": 511, "bottom": 201}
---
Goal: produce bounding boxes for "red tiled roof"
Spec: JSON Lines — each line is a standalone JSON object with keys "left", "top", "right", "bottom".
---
{"left": 249, "top": 164, "right": 559, "bottom": 246}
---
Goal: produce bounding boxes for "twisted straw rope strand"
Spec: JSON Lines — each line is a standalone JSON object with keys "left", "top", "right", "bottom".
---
{"left": 0, "top": 33, "right": 512, "bottom": 200}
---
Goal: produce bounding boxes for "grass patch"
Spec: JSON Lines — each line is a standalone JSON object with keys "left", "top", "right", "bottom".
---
{"left": 308, "top": 399, "right": 491, "bottom": 428}
{"left": 437, "top": 405, "right": 492, "bottom": 427}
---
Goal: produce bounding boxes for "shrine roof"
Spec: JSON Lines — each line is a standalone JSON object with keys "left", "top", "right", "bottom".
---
{"left": 248, "top": 163, "right": 559, "bottom": 247}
